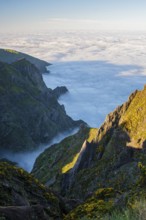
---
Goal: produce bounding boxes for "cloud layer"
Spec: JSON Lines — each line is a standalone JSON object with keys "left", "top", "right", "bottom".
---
{"left": 1, "top": 30, "right": 146, "bottom": 126}
{"left": 0, "top": 30, "right": 146, "bottom": 170}
{"left": 44, "top": 60, "right": 145, "bottom": 127}
{"left": 0, "top": 30, "right": 146, "bottom": 68}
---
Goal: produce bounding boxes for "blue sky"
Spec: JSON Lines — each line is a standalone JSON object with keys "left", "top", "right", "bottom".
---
{"left": 0, "top": 0, "right": 146, "bottom": 32}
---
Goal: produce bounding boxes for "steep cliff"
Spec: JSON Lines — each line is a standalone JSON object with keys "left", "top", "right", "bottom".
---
{"left": 63, "top": 87, "right": 146, "bottom": 200}
{"left": 0, "top": 59, "right": 83, "bottom": 152}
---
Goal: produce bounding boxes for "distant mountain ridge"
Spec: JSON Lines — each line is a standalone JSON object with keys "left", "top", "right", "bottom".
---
{"left": 0, "top": 48, "right": 50, "bottom": 73}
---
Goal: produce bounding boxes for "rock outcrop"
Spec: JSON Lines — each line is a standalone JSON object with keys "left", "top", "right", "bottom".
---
{"left": 0, "top": 59, "right": 83, "bottom": 152}
{"left": 0, "top": 48, "right": 50, "bottom": 73}
{"left": 52, "top": 86, "right": 68, "bottom": 99}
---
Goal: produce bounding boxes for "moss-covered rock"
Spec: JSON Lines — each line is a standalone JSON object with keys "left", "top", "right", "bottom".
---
{"left": 64, "top": 188, "right": 118, "bottom": 220}
{"left": 0, "top": 162, "right": 62, "bottom": 219}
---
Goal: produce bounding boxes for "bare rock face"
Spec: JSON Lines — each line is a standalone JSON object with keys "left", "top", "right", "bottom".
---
{"left": 72, "top": 140, "right": 97, "bottom": 172}
{"left": 61, "top": 139, "right": 97, "bottom": 195}
{"left": 52, "top": 86, "right": 68, "bottom": 99}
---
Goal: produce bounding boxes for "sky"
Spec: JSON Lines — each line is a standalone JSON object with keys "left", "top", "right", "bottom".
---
{"left": 0, "top": 0, "right": 146, "bottom": 32}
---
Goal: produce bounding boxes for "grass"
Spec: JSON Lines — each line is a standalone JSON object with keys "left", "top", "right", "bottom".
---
{"left": 61, "top": 128, "right": 98, "bottom": 174}
{"left": 62, "top": 153, "right": 80, "bottom": 173}
{"left": 4, "top": 49, "right": 19, "bottom": 54}
{"left": 73, "top": 199, "right": 146, "bottom": 220}
{"left": 104, "top": 199, "right": 146, "bottom": 220}
{"left": 119, "top": 87, "right": 146, "bottom": 145}
{"left": 87, "top": 128, "right": 98, "bottom": 143}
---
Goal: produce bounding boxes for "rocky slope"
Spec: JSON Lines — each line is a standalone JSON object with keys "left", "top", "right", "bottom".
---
{"left": 0, "top": 48, "right": 50, "bottom": 73}
{"left": 0, "top": 59, "right": 83, "bottom": 152}
{"left": 0, "top": 162, "right": 62, "bottom": 219}
{"left": 32, "top": 85, "right": 146, "bottom": 219}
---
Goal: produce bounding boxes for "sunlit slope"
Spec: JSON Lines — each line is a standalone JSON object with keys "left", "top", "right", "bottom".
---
{"left": 33, "top": 85, "right": 146, "bottom": 219}
{"left": 32, "top": 127, "right": 97, "bottom": 191}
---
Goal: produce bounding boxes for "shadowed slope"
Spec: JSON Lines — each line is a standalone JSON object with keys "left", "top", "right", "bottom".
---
{"left": 0, "top": 59, "right": 83, "bottom": 152}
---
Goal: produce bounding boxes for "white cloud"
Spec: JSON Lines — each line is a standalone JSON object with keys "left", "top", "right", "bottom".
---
{"left": 43, "top": 60, "right": 145, "bottom": 127}
{"left": 0, "top": 128, "right": 79, "bottom": 172}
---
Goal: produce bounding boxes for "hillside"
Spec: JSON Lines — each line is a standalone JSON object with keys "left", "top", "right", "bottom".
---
{"left": 0, "top": 59, "right": 83, "bottom": 152}
{"left": 32, "top": 85, "right": 146, "bottom": 219}
{"left": 0, "top": 162, "right": 62, "bottom": 219}
{"left": 0, "top": 48, "right": 50, "bottom": 73}
{"left": 32, "top": 126, "right": 97, "bottom": 191}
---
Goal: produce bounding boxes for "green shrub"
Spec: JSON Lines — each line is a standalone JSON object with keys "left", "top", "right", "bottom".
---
{"left": 104, "top": 199, "right": 146, "bottom": 220}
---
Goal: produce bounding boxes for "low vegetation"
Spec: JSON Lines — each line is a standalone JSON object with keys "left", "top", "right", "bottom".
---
{"left": 0, "top": 162, "right": 61, "bottom": 219}
{"left": 33, "top": 85, "right": 146, "bottom": 219}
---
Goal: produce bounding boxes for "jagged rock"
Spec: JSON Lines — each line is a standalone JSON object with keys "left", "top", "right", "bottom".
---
{"left": 52, "top": 86, "right": 68, "bottom": 99}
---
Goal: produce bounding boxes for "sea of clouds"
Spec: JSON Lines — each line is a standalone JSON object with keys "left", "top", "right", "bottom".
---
{"left": 0, "top": 30, "right": 146, "bottom": 170}
{"left": 1, "top": 30, "right": 146, "bottom": 126}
